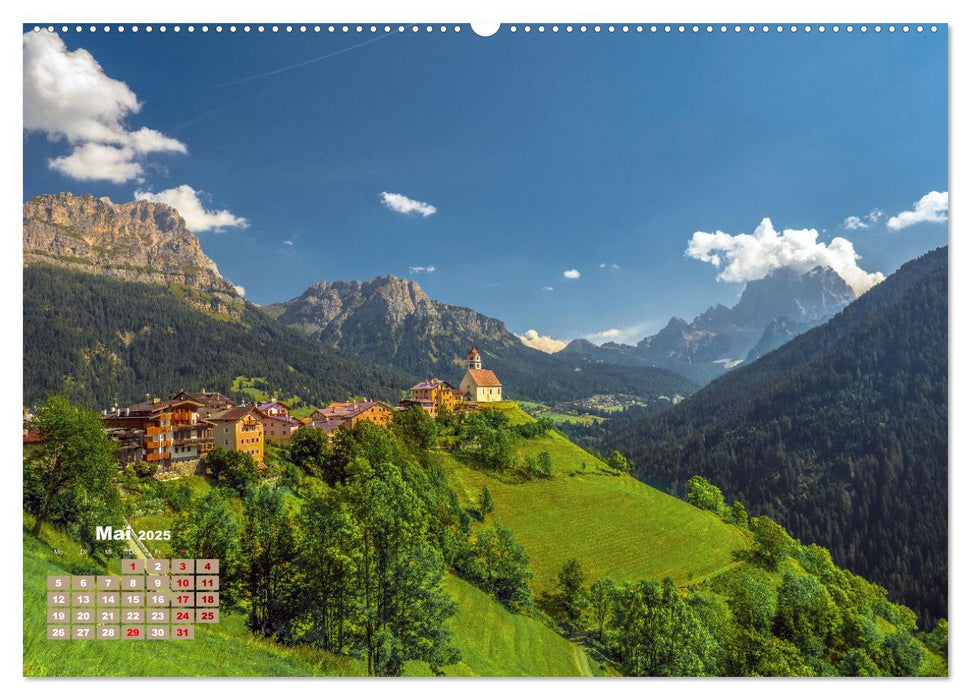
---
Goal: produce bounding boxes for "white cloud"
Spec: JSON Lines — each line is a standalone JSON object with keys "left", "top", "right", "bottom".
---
{"left": 685, "top": 217, "right": 884, "bottom": 297}
{"left": 887, "top": 191, "right": 949, "bottom": 230}
{"left": 516, "top": 329, "right": 568, "bottom": 354}
{"left": 408, "top": 265, "right": 436, "bottom": 274}
{"left": 283, "top": 240, "right": 294, "bottom": 246}
{"left": 134, "top": 185, "right": 248, "bottom": 233}
{"left": 563, "top": 268, "right": 581, "bottom": 279}
{"left": 843, "top": 208, "right": 884, "bottom": 230}
{"left": 380, "top": 191, "right": 437, "bottom": 217}
{"left": 49, "top": 143, "right": 142, "bottom": 184}
{"left": 599, "top": 262, "right": 621, "bottom": 270}
{"left": 540, "top": 285, "right": 554, "bottom": 292}
{"left": 232, "top": 284, "right": 246, "bottom": 297}
{"left": 24, "top": 31, "right": 186, "bottom": 182}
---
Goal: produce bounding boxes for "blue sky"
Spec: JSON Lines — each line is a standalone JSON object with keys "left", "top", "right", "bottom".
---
{"left": 23, "top": 25, "right": 948, "bottom": 348}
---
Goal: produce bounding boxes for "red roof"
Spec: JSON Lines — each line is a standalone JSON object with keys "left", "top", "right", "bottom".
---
{"left": 409, "top": 379, "right": 456, "bottom": 391}
{"left": 257, "top": 400, "right": 291, "bottom": 412}
{"left": 171, "top": 390, "right": 234, "bottom": 408}
{"left": 23, "top": 427, "right": 44, "bottom": 444}
{"left": 211, "top": 405, "right": 259, "bottom": 421}
{"left": 309, "top": 418, "right": 344, "bottom": 434}
{"left": 313, "top": 401, "right": 387, "bottom": 421}
{"left": 464, "top": 369, "right": 501, "bottom": 387}
{"left": 112, "top": 397, "right": 203, "bottom": 417}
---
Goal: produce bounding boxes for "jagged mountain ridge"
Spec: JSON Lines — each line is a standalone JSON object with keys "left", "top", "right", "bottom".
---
{"left": 559, "top": 266, "right": 857, "bottom": 383}
{"left": 23, "top": 193, "right": 240, "bottom": 314}
{"left": 266, "top": 276, "right": 698, "bottom": 405}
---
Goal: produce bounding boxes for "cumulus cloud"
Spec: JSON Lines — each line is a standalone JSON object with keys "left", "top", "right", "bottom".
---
{"left": 408, "top": 265, "right": 436, "bottom": 274}
{"left": 49, "top": 143, "right": 143, "bottom": 184}
{"left": 563, "top": 269, "right": 581, "bottom": 279}
{"left": 24, "top": 31, "right": 186, "bottom": 182}
{"left": 380, "top": 191, "right": 437, "bottom": 217}
{"left": 843, "top": 208, "right": 884, "bottom": 230}
{"left": 134, "top": 185, "right": 248, "bottom": 233}
{"left": 685, "top": 217, "right": 884, "bottom": 296}
{"left": 516, "top": 329, "right": 568, "bottom": 354}
{"left": 887, "top": 191, "right": 949, "bottom": 230}
{"left": 283, "top": 240, "right": 294, "bottom": 246}
{"left": 232, "top": 284, "right": 246, "bottom": 297}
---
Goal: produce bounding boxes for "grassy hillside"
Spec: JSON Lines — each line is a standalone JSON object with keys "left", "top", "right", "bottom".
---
{"left": 408, "top": 576, "right": 592, "bottom": 677}
{"left": 446, "top": 403, "right": 750, "bottom": 592}
{"left": 24, "top": 515, "right": 589, "bottom": 677}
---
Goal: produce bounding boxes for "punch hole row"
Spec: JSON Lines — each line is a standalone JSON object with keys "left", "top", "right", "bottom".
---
{"left": 32, "top": 24, "right": 940, "bottom": 35}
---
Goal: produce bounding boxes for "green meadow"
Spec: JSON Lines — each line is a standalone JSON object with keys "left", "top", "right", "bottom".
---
{"left": 446, "top": 403, "right": 749, "bottom": 591}
{"left": 407, "top": 576, "right": 592, "bottom": 677}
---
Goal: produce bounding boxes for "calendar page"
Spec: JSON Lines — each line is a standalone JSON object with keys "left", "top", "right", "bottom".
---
{"left": 21, "top": 17, "right": 948, "bottom": 679}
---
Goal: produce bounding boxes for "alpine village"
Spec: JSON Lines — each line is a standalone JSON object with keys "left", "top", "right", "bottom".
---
{"left": 28, "top": 347, "right": 502, "bottom": 475}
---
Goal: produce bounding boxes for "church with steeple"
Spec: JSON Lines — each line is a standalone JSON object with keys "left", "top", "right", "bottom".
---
{"left": 459, "top": 347, "right": 503, "bottom": 403}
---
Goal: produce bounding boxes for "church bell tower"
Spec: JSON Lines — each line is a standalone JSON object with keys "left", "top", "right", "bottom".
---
{"left": 468, "top": 347, "right": 482, "bottom": 370}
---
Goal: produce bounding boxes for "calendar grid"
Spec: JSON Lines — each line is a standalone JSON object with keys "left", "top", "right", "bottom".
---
{"left": 46, "top": 558, "right": 219, "bottom": 640}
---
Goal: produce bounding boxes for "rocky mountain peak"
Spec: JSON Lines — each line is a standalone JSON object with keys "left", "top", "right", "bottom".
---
{"left": 22, "top": 193, "right": 237, "bottom": 305}
{"left": 733, "top": 265, "right": 855, "bottom": 327}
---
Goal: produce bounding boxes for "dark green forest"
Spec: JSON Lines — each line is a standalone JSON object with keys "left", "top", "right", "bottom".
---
{"left": 592, "top": 248, "right": 948, "bottom": 629}
{"left": 23, "top": 266, "right": 411, "bottom": 410}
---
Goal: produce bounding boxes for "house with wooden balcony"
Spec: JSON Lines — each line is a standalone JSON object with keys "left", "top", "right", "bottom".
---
{"left": 103, "top": 396, "right": 214, "bottom": 469}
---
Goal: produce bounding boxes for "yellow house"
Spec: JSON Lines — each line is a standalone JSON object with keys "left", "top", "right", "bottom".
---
{"left": 459, "top": 347, "right": 503, "bottom": 403}
{"left": 210, "top": 405, "right": 264, "bottom": 462}
{"left": 402, "top": 379, "right": 463, "bottom": 416}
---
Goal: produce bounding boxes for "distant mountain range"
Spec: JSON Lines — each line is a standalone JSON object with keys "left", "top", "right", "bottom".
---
{"left": 558, "top": 266, "right": 856, "bottom": 384}
{"left": 265, "top": 275, "right": 697, "bottom": 405}
{"left": 598, "top": 247, "right": 948, "bottom": 627}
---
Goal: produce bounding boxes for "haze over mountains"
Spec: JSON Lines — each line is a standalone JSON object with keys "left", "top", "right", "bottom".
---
{"left": 558, "top": 266, "right": 857, "bottom": 384}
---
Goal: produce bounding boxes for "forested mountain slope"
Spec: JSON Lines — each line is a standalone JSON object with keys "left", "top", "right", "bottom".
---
{"left": 603, "top": 247, "right": 948, "bottom": 627}
{"left": 23, "top": 265, "right": 410, "bottom": 409}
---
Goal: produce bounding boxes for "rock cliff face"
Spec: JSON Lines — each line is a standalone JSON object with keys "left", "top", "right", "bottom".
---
{"left": 267, "top": 275, "right": 514, "bottom": 365}
{"left": 23, "top": 193, "right": 239, "bottom": 311}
